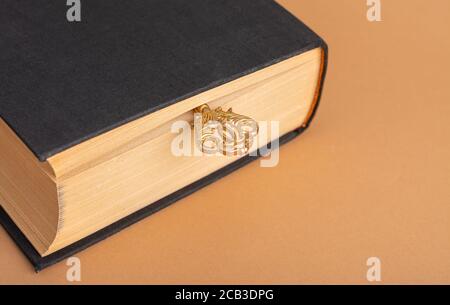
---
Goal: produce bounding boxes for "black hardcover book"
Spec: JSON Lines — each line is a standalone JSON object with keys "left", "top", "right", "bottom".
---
{"left": 0, "top": 0, "right": 327, "bottom": 271}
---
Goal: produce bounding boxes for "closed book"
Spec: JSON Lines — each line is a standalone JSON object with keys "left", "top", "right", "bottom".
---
{"left": 0, "top": 0, "right": 327, "bottom": 271}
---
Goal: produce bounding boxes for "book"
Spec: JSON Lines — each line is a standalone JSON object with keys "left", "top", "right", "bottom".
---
{"left": 0, "top": 0, "right": 328, "bottom": 271}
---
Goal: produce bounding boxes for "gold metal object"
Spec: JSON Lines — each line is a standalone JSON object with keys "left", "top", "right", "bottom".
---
{"left": 193, "top": 104, "right": 259, "bottom": 156}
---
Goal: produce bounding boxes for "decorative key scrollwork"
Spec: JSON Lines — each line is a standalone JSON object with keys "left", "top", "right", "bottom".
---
{"left": 194, "top": 104, "right": 259, "bottom": 156}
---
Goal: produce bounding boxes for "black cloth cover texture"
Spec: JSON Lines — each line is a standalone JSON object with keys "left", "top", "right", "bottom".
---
{"left": 1, "top": 0, "right": 325, "bottom": 161}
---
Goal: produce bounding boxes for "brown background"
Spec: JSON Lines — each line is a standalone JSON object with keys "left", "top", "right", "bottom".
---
{"left": 1, "top": 0, "right": 450, "bottom": 284}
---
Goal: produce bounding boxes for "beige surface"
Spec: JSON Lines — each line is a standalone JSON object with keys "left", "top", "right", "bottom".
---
{"left": 1, "top": 0, "right": 450, "bottom": 284}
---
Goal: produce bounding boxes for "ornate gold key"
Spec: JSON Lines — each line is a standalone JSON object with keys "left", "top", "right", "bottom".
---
{"left": 193, "top": 104, "right": 259, "bottom": 156}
